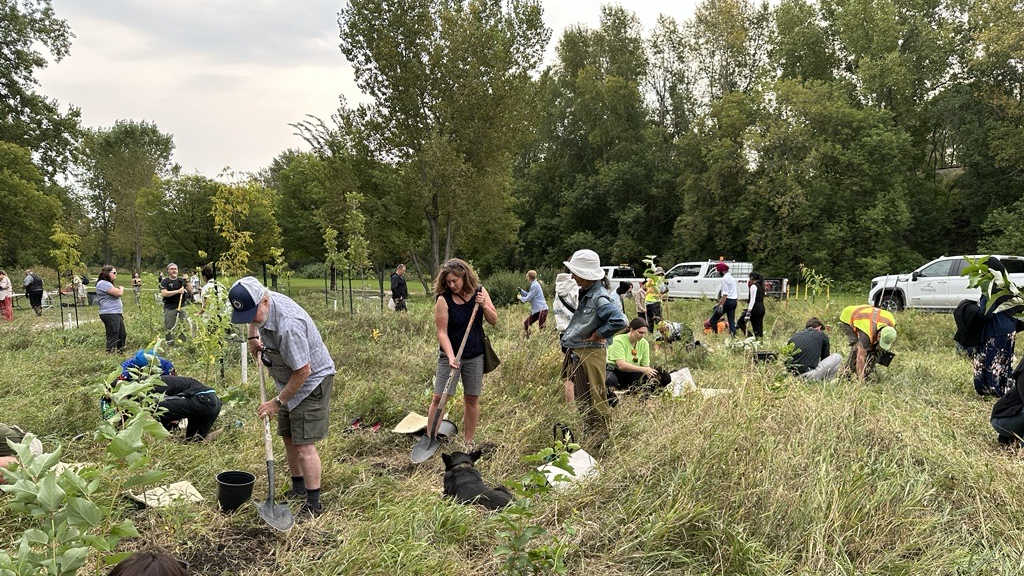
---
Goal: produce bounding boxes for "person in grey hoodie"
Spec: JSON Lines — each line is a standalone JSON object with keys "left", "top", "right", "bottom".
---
{"left": 559, "top": 250, "right": 627, "bottom": 451}
{"left": 552, "top": 271, "right": 580, "bottom": 402}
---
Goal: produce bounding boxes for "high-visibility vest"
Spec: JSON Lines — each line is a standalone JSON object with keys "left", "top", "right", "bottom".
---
{"left": 840, "top": 305, "right": 896, "bottom": 342}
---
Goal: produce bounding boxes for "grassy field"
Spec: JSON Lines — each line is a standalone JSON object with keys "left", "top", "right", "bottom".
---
{"left": 1, "top": 285, "right": 1019, "bottom": 576}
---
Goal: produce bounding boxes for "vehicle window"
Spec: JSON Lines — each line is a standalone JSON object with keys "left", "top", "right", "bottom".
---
{"left": 917, "top": 260, "right": 954, "bottom": 278}
{"left": 667, "top": 265, "right": 700, "bottom": 278}
{"left": 611, "top": 268, "right": 635, "bottom": 279}
{"left": 951, "top": 258, "right": 970, "bottom": 276}
{"left": 1000, "top": 259, "right": 1024, "bottom": 274}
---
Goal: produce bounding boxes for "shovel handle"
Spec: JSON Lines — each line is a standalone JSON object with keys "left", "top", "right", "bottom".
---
{"left": 257, "top": 355, "right": 275, "bottom": 466}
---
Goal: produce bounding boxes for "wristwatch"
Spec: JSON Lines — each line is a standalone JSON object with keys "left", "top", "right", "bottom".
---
{"left": 273, "top": 397, "right": 284, "bottom": 408}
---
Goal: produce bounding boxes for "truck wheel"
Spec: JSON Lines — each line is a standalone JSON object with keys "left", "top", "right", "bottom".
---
{"left": 877, "top": 292, "right": 904, "bottom": 311}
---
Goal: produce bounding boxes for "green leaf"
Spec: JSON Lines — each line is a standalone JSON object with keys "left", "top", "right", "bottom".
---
{"left": 22, "top": 528, "right": 48, "bottom": 545}
{"left": 35, "top": 474, "right": 66, "bottom": 512}
{"left": 57, "top": 547, "right": 90, "bottom": 576}
{"left": 123, "top": 469, "right": 168, "bottom": 488}
{"left": 110, "top": 520, "right": 140, "bottom": 538}
{"left": 66, "top": 497, "right": 104, "bottom": 527}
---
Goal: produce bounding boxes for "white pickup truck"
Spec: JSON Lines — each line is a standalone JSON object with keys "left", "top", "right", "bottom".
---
{"left": 664, "top": 261, "right": 754, "bottom": 299}
{"left": 601, "top": 265, "right": 647, "bottom": 292}
{"left": 868, "top": 255, "right": 1024, "bottom": 311}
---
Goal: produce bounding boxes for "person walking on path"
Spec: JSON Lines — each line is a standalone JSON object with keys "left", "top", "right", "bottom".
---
{"left": 231, "top": 276, "right": 336, "bottom": 518}
{"left": 22, "top": 268, "right": 44, "bottom": 316}
{"left": 518, "top": 269, "right": 548, "bottom": 338}
{"left": 559, "top": 249, "right": 627, "bottom": 452}
{"left": 131, "top": 272, "right": 142, "bottom": 306}
{"left": 0, "top": 270, "right": 13, "bottom": 321}
{"left": 160, "top": 263, "right": 192, "bottom": 343}
{"left": 427, "top": 258, "right": 499, "bottom": 447}
{"left": 95, "top": 265, "right": 127, "bottom": 353}
{"left": 390, "top": 264, "right": 409, "bottom": 312}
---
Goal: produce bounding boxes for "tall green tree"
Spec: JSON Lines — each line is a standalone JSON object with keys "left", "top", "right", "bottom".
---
{"left": 0, "top": 0, "right": 81, "bottom": 181}
{"left": 0, "top": 141, "right": 61, "bottom": 266}
{"left": 338, "top": 0, "right": 550, "bottom": 274}
{"left": 80, "top": 120, "right": 175, "bottom": 267}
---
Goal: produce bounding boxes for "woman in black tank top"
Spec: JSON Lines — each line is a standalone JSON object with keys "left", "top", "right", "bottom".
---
{"left": 426, "top": 258, "right": 499, "bottom": 445}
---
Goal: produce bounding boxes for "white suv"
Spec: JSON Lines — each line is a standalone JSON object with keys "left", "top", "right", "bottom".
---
{"left": 867, "top": 255, "right": 1024, "bottom": 311}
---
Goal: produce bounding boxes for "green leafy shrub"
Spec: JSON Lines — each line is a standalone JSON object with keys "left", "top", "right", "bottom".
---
{"left": 296, "top": 261, "right": 327, "bottom": 279}
{"left": 484, "top": 270, "right": 530, "bottom": 307}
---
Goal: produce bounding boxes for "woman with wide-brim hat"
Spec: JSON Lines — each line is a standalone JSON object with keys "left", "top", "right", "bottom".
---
{"left": 559, "top": 249, "right": 627, "bottom": 452}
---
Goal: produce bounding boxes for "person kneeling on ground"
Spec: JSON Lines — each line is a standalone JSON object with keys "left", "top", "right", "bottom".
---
{"left": 0, "top": 423, "right": 43, "bottom": 483}
{"left": 121, "top": 349, "right": 175, "bottom": 380}
{"left": 605, "top": 318, "right": 669, "bottom": 401}
{"left": 153, "top": 376, "right": 222, "bottom": 442}
{"left": 786, "top": 317, "right": 843, "bottom": 381}
{"left": 837, "top": 304, "right": 897, "bottom": 380}
{"left": 991, "top": 359, "right": 1024, "bottom": 446}
{"left": 654, "top": 318, "right": 695, "bottom": 347}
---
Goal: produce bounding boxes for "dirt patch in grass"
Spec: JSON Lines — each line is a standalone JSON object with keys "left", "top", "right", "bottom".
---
{"left": 179, "top": 525, "right": 283, "bottom": 576}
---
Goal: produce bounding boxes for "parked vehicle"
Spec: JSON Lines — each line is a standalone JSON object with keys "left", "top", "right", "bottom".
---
{"left": 601, "top": 265, "right": 646, "bottom": 293}
{"left": 664, "top": 261, "right": 753, "bottom": 299}
{"left": 867, "top": 255, "right": 1024, "bottom": 311}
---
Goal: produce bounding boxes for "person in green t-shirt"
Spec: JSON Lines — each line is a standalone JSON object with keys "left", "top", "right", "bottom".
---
{"left": 606, "top": 318, "right": 659, "bottom": 396}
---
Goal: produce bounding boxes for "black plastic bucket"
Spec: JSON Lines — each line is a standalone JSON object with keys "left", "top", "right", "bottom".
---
{"left": 216, "top": 471, "right": 255, "bottom": 512}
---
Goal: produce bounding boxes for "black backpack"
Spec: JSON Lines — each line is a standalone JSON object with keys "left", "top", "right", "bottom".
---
{"left": 80, "top": 274, "right": 90, "bottom": 286}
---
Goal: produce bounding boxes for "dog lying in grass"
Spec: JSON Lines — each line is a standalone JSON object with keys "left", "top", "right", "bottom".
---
{"left": 441, "top": 450, "right": 514, "bottom": 510}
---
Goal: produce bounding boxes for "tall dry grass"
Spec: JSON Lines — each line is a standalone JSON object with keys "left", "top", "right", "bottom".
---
{"left": 2, "top": 289, "right": 1021, "bottom": 575}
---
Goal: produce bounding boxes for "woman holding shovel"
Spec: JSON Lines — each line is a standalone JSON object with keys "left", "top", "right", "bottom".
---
{"left": 427, "top": 258, "right": 498, "bottom": 447}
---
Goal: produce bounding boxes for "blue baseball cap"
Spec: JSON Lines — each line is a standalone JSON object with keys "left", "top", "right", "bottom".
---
{"left": 229, "top": 276, "right": 266, "bottom": 324}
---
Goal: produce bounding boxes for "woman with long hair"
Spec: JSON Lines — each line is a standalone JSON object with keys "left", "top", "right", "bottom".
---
{"left": 427, "top": 258, "right": 498, "bottom": 445}
{"left": 95, "top": 265, "right": 127, "bottom": 352}
{"left": 605, "top": 317, "right": 660, "bottom": 394}
{"left": 744, "top": 271, "right": 766, "bottom": 338}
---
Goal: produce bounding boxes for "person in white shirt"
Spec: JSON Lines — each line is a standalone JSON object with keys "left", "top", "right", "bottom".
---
{"left": 713, "top": 261, "right": 738, "bottom": 336}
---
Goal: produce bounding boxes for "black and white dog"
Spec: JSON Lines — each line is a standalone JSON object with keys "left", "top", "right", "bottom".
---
{"left": 441, "top": 450, "right": 514, "bottom": 510}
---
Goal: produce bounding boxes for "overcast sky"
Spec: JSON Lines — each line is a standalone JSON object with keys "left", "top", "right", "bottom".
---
{"left": 37, "top": 1, "right": 697, "bottom": 178}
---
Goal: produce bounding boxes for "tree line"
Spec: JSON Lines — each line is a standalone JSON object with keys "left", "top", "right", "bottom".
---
{"left": 3, "top": 0, "right": 1022, "bottom": 284}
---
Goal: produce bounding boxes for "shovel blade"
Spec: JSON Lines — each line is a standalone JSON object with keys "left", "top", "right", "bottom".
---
{"left": 410, "top": 435, "right": 442, "bottom": 464}
{"left": 255, "top": 498, "right": 294, "bottom": 531}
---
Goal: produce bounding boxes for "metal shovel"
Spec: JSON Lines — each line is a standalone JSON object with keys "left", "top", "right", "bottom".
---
{"left": 411, "top": 299, "right": 481, "bottom": 464}
{"left": 254, "top": 356, "right": 294, "bottom": 531}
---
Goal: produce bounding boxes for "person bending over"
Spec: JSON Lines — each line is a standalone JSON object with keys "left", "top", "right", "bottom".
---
{"left": 786, "top": 317, "right": 842, "bottom": 381}
{"left": 153, "top": 376, "right": 222, "bottom": 442}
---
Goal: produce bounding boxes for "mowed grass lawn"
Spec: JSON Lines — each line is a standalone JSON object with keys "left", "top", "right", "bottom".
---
{"left": 1, "top": 286, "right": 1021, "bottom": 575}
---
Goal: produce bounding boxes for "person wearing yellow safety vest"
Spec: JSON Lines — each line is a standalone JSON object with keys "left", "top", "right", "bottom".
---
{"left": 837, "top": 305, "right": 897, "bottom": 380}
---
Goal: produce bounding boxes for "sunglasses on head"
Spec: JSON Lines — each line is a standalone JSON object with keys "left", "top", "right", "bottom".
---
{"left": 444, "top": 260, "right": 465, "bottom": 271}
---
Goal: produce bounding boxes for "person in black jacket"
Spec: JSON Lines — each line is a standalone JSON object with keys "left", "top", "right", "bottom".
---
{"left": 154, "top": 376, "right": 222, "bottom": 442}
{"left": 992, "top": 359, "right": 1024, "bottom": 445}
{"left": 390, "top": 264, "right": 408, "bottom": 312}
{"left": 22, "top": 269, "right": 44, "bottom": 316}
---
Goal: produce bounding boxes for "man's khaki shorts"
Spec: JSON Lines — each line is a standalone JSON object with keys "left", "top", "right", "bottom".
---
{"left": 277, "top": 375, "right": 333, "bottom": 445}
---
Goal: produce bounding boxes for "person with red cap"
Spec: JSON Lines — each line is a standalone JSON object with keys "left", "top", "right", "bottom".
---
{"left": 713, "top": 261, "right": 738, "bottom": 336}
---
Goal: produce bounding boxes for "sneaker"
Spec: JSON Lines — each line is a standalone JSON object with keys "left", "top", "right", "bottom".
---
{"left": 298, "top": 502, "right": 323, "bottom": 519}
{"left": 283, "top": 488, "right": 307, "bottom": 501}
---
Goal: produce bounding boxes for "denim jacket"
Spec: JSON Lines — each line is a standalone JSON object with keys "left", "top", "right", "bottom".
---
{"left": 560, "top": 282, "right": 628, "bottom": 349}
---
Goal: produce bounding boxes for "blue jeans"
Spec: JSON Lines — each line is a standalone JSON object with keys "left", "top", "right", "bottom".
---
{"left": 992, "top": 411, "right": 1024, "bottom": 442}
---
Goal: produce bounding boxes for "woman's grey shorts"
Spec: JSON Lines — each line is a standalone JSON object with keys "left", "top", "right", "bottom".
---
{"left": 434, "top": 354, "right": 483, "bottom": 396}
